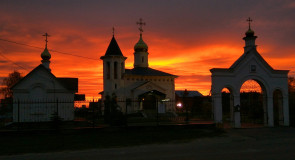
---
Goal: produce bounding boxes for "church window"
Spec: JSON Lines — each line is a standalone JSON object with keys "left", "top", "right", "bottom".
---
{"left": 114, "top": 62, "right": 118, "bottom": 79}
{"left": 115, "top": 84, "right": 117, "bottom": 89}
{"left": 121, "top": 62, "right": 124, "bottom": 79}
{"left": 142, "top": 56, "right": 144, "bottom": 63}
{"left": 250, "top": 65, "right": 256, "bottom": 72}
{"left": 107, "top": 62, "right": 110, "bottom": 79}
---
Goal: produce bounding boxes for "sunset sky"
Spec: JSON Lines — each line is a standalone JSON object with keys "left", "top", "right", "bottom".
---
{"left": 0, "top": 0, "right": 294, "bottom": 99}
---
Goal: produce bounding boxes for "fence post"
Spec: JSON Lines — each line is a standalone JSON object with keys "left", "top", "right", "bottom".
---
{"left": 56, "top": 98, "right": 59, "bottom": 116}
{"left": 156, "top": 98, "right": 159, "bottom": 126}
{"left": 92, "top": 98, "right": 95, "bottom": 128}
{"left": 125, "top": 100, "right": 128, "bottom": 127}
{"left": 184, "top": 89, "right": 189, "bottom": 124}
{"left": 17, "top": 99, "right": 20, "bottom": 131}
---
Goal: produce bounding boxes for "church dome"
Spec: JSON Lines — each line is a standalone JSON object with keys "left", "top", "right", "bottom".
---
{"left": 245, "top": 28, "right": 255, "bottom": 37}
{"left": 41, "top": 47, "right": 51, "bottom": 61}
{"left": 134, "top": 34, "right": 148, "bottom": 52}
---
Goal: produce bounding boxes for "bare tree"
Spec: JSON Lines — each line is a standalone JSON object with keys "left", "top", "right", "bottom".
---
{"left": 0, "top": 71, "right": 23, "bottom": 98}
{"left": 289, "top": 77, "right": 295, "bottom": 93}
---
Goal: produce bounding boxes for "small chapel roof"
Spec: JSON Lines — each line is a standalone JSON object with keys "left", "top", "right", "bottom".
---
{"left": 103, "top": 36, "right": 123, "bottom": 56}
{"left": 11, "top": 64, "right": 78, "bottom": 92}
{"left": 125, "top": 67, "right": 177, "bottom": 77}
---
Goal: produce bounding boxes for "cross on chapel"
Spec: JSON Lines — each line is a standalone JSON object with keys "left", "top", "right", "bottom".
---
{"left": 43, "top": 33, "right": 50, "bottom": 48}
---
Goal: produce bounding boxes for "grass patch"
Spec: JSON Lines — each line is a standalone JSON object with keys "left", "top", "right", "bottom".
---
{"left": 0, "top": 126, "right": 224, "bottom": 155}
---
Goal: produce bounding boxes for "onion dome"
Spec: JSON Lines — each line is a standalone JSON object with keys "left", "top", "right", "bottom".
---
{"left": 134, "top": 34, "right": 148, "bottom": 52}
{"left": 41, "top": 47, "right": 51, "bottom": 61}
{"left": 245, "top": 28, "right": 255, "bottom": 37}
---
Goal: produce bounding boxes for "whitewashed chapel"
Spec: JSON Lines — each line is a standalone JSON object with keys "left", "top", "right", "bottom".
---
{"left": 11, "top": 33, "right": 78, "bottom": 122}
{"left": 100, "top": 19, "right": 177, "bottom": 113}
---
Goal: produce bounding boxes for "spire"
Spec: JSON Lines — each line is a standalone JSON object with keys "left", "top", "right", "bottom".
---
{"left": 103, "top": 36, "right": 123, "bottom": 56}
{"left": 243, "top": 17, "right": 257, "bottom": 52}
{"left": 41, "top": 33, "right": 51, "bottom": 71}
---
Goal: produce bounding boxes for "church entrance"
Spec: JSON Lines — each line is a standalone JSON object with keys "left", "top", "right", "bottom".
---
{"left": 138, "top": 90, "right": 166, "bottom": 112}
{"left": 143, "top": 94, "right": 157, "bottom": 110}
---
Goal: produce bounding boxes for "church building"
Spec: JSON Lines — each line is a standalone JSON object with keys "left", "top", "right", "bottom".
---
{"left": 11, "top": 33, "right": 78, "bottom": 122}
{"left": 100, "top": 20, "right": 177, "bottom": 114}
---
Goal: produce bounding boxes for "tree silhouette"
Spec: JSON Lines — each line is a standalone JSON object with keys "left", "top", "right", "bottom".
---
{"left": 0, "top": 71, "right": 23, "bottom": 98}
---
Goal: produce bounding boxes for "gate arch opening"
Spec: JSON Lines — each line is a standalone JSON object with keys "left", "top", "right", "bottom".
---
{"left": 240, "top": 79, "right": 265, "bottom": 127}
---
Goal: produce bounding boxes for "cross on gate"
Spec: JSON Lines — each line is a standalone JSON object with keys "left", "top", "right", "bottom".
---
{"left": 247, "top": 17, "right": 253, "bottom": 29}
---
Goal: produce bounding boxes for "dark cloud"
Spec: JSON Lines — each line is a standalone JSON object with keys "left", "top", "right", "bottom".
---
{"left": 0, "top": 0, "right": 294, "bottom": 96}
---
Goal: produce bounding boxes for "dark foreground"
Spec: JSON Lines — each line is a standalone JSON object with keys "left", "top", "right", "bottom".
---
{"left": 1, "top": 127, "right": 295, "bottom": 160}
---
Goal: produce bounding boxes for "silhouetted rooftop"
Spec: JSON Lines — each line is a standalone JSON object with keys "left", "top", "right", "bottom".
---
{"left": 175, "top": 90, "right": 203, "bottom": 97}
{"left": 104, "top": 36, "right": 123, "bottom": 56}
{"left": 125, "top": 67, "right": 176, "bottom": 77}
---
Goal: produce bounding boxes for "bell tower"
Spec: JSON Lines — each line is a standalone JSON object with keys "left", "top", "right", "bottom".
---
{"left": 100, "top": 28, "right": 127, "bottom": 97}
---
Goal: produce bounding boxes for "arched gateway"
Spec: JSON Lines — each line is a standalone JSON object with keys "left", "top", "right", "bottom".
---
{"left": 210, "top": 19, "right": 289, "bottom": 128}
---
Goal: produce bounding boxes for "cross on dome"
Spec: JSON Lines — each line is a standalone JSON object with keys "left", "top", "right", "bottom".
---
{"left": 136, "top": 18, "right": 146, "bottom": 36}
{"left": 42, "top": 33, "right": 50, "bottom": 48}
{"left": 247, "top": 17, "right": 253, "bottom": 30}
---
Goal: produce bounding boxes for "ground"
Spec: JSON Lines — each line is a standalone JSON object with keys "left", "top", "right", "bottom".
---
{"left": 0, "top": 127, "right": 295, "bottom": 160}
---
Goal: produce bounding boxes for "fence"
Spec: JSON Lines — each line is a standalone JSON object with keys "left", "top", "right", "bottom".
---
{"left": 0, "top": 98, "right": 214, "bottom": 130}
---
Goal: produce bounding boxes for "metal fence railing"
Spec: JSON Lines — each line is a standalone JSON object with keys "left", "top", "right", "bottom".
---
{"left": 0, "top": 98, "right": 215, "bottom": 131}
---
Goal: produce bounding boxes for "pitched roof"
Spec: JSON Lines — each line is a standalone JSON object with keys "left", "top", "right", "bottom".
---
{"left": 104, "top": 36, "right": 123, "bottom": 56}
{"left": 11, "top": 64, "right": 78, "bottom": 93}
{"left": 11, "top": 64, "right": 55, "bottom": 89}
{"left": 125, "top": 67, "right": 177, "bottom": 77}
{"left": 229, "top": 47, "right": 288, "bottom": 74}
{"left": 211, "top": 47, "right": 289, "bottom": 74}
{"left": 175, "top": 90, "right": 203, "bottom": 97}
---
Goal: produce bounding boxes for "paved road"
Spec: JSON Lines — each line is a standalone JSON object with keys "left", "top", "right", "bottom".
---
{"left": 1, "top": 127, "right": 295, "bottom": 160}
